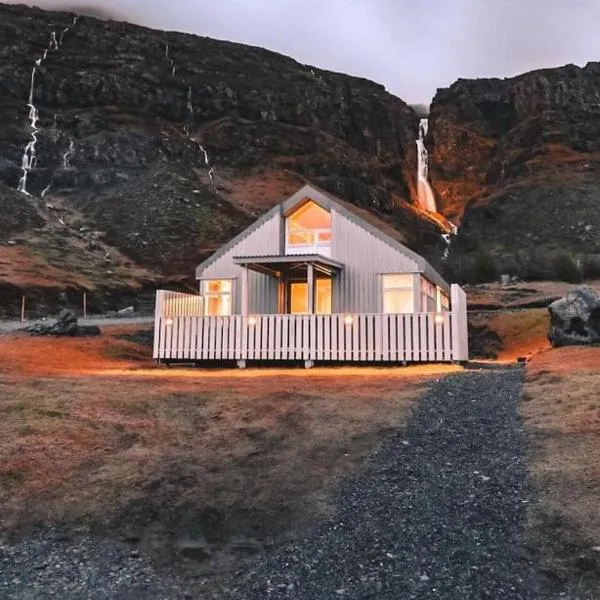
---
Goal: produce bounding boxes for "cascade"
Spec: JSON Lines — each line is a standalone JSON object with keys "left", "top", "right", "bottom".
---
{"left": 62, "top": 140, "right": 75, "bottom": 169}
{"left": 17, "top": 16, "right": 78, "bottom": 196}
{"left": 165, "top": 51, "right": 215, "bottom": 187}
{"left": 416, "top": 118, "right": 437, "bottom": 212}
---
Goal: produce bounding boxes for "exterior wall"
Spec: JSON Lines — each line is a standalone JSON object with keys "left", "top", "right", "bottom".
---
{"left": 331, "top": 209, "right": 421, "bottom": 313}
{"left": 198, "top": 211, "right": 281, "bottom": 314}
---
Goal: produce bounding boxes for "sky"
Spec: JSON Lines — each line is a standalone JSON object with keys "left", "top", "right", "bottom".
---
{"left": 10, "top": 0, "right": 600, "bottom": 104}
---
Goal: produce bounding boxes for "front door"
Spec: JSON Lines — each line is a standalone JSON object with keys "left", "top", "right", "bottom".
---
{"left": 286, "top": 279, "right": 332, "bottom": 314}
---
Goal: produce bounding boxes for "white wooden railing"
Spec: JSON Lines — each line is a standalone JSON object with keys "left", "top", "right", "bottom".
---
{"left": 153, "top": 285, "right": 468, "bottom": 364}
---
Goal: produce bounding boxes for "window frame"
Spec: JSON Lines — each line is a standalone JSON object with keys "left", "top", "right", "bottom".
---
{"left": 285, "top": 200, "right": 332, "bottom": 253}
{"left": 200, "top": 278, "right": 233, "bottom": 316}
{"left": 381, "top": 273, "right": 415, "bottom": 314}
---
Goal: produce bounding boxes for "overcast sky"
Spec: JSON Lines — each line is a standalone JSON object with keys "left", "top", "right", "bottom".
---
{"left": 12, "top": 0, "right": 600, "bottom": 104}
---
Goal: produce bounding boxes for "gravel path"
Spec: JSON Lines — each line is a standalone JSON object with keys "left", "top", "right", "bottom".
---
{"left": 0, "top": 368, "right": 536, "bottom": 599}
{"left": 0, "top": 316, "right": 153, "bottom": 333}
{"left": 226, "top": 367, "right": 534, "bottom": 599}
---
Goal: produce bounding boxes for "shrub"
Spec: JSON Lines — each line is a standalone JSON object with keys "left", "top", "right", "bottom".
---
{"left": 467, "top": 248, "right": 499, "bottom": 284}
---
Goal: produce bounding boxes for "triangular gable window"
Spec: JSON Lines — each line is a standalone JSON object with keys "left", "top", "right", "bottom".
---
{"left": 285, "top": 199, "right": 331, "bottom": 256}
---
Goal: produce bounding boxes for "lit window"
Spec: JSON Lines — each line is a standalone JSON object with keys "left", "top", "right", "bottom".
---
{"left": 289, "top": 282, "right": 308, "bottom": 314}
{"left": 287, "top": 200, "right": 331, "bottom": 249}
{"left": 382, "top": 274, "right": 414, "bottom": 314}
{"left": 420, "top": 277, "right": 437, "bottom": 312}
{"left": 439, "top": 292, "right": 450, "bottom": 312}
{"left": 316, "top": 279, "right": 332, "bottom": 314}
{"left": 202, "top": 279, "right": 232, "bottom": 316}
{"left": 288, "top": 279, "right": 332, "bottom": 314}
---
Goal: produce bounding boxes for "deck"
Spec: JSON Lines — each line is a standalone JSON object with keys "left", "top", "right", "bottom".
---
{"left": 153, "top": 285, "right": 468, "bottom": 366}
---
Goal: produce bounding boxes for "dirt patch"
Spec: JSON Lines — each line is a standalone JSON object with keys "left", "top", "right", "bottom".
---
{"left": 0, "top": 328, "right": 449, "bottom": 584}
{"left": 521, "top": 347, "right": 600, "bottom": 597}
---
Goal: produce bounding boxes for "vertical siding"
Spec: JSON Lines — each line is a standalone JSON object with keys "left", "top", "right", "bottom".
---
{"left": 331, "top": 209, "right": 421, "bottom": 313}
{"left": 198, "top": 212, "right": 281, "bottom": 314}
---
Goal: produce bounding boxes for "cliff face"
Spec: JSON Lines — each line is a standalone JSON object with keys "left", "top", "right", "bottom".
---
{"left": 0, "top": 2, "right": 445, "bottom": 313}
{"left": 429, "top": 62, "right": 600, "bottom": 277}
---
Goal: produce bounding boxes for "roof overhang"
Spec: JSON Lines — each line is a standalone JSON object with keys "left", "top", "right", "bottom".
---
{"left": 233, "top": 254, "right": 343, "bottom": 277}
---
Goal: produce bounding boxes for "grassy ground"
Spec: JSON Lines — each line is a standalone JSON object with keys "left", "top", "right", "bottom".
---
{"left": 522, "top": 347, "right": 600, "bottom": 597}
{"left": 0, "top": 327, "right": 459, "bottom": 580}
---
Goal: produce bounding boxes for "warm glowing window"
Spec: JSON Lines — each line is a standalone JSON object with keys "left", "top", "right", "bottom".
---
{"left": 288, "top": 279, "right": 332, "bottom": 314}
{"left": 315, "top": 279, "right": 332, "bottom": 314}
{"left": 420, "top": 277, "right": 436, "bottom": 312}
{"left": 202, "top": 279, "right": 232, "bottom": 316}
{"left": 287, "top": 200, "right": 331, "bottom": 248}
{"left": 438, "top": 291, "right": 450, "bottom": 312}
{"left": 382, "top": 274, "right": 414, "bottom": 314}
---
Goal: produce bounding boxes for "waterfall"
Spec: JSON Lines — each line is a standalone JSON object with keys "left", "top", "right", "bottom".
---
{"left": 166, "top": 52, "right": 216, "bottom": 188}
{"left": 17, "top": 16, "right": 78, "bottom": 196}
{"left": 62, "top": 140, "right": 75, "bottom": 169}
{"left": 17, "top": 64, "right": 43, "bottom": 195}
{"left": 416, "top": 118, "right": 437, "bottom": 212}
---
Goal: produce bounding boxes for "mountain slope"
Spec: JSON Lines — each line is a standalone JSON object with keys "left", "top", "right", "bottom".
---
{"left": 428, "top": 62, "right": 600, "bottom": 278}
{"left": 0, "top": 2, "right": 448, "bottom": 314}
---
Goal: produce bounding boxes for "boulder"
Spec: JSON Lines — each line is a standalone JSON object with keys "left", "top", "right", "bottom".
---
{"left": 548, "top": 286, "right": 600, "bottom": 347}
{"left": 26, "top": 309, "right": 101, "bottom": 337}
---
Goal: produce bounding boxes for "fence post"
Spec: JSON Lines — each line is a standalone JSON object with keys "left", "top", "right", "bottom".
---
{"left": 152, "top": 290, "right": 163, "bottom": 360}
{"left": 21, "top": 295, "right": 26, "bottom": 322}
{"left": 450, "top": 284, "right": 469, "bottom": 362}
{"left": 83, "top": 292, "right": 87, "bottom": 319}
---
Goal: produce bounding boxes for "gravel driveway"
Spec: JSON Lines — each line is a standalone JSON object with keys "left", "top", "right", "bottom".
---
{"left": 226, "top": 367, "right": 535, "bottom": 599}
{"left": 0, "top": 368, "right": 537, "bottom": 599}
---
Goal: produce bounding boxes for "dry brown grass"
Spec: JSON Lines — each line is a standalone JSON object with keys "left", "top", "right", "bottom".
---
{"left": 521, "top": 347, "right": 600, "bottom": 595}
{"left": 469, "top": 307, "right": 550, "bottom": 360}
{"left": 0, "top": 328, "right": 456, "bottom": 575}
{"left": 467, "top": 280, "right": 600, "bottom": 310}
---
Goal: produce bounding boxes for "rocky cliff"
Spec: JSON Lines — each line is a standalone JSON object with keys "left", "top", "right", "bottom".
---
{"left": 429, "top": 62, "right": 600, "bottom": 279}
{"left": 0, "top": 2, "right": 447, "bottom": 315}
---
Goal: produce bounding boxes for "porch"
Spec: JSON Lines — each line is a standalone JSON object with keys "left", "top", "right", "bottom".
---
{"left": 152, "top": 285, "right": 468, "bottom": 366}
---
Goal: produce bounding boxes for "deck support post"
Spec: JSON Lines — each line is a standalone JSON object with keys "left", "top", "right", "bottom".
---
{"left": 237, "top": 359, "right": 247, "bottom": 369}
{"left": 304, "top": 360, "right": 314, "bottom": 369}
{"left": 307, "top": 262, "right": 314, "bottom": 314}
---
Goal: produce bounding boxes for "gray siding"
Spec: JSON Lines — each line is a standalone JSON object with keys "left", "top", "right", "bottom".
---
{"left": 198, "top": 212, "right": 280, "bottom": 314}
{"left": 331, "top": 209, "right": 421, "bottom": 313}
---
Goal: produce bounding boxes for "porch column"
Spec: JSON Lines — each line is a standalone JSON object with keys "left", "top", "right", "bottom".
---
{"left": 307, "top": 262, "right": 314, "bottom": 314}
{"left": 241, "top": 265, "right": 249, "bottom": 315}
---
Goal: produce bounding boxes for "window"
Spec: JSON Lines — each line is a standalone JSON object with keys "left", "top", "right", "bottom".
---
{"left": 382, "top": 274, "right": 414, "bottom": 314}
{"left": 288, "top": 278, "right": 332, "bottom": 314}
{"left": 202, "top": 279, "right": 232, "bottom": 316}
{"left": 438, "top": 291, "right": 450, "bottom": 312}
{"left": 420, "top": 277, "right": 436, "bottom": 312}
{"left": 289, "top": 282, "right": 308, "bottom": 314}
{"left": 315, "top": 278, "right": 332, "bottom": 314}
{"left": 286, "top": 200, "right": 331, "bottom": 253}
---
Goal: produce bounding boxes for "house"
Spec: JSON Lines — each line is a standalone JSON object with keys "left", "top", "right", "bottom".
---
{"left": 153, "top": 184, "right": 468, "bottom": 366}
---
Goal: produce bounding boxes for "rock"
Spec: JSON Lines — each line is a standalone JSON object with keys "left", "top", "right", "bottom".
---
{"left": 430, "top": 62, "right": 600, "bottom": 277}
{"left": 548, "top": 286, "right": 600, "bottom": 347}
{"left": 26, "top": 309, "right": 100, "bottom": 337}
{"left": 0, "top": 1, "right": 446, "bottom": 290}
{"left": 176, "top": 540, "right": 212, "bottom": 562}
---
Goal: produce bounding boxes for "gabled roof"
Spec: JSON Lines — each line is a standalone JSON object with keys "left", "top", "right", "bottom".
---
{"left": 196, "top": 183, "right": 449, "bottom": 292}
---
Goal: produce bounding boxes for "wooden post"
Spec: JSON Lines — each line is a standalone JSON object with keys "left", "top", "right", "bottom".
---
{"left": 20, "top": 295, "right": 26, "bottom": 322}
{"left": 241, "top": 265, "right": 248, "bottom": 315}
{"left": 83, "top": 292, "right": 87, "bottom": 319}
{"left": 307, "top": 262, "right": 314, "bottom": 314}
{"left": 450, "top": 284, "right": 469, "bottom": 361}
